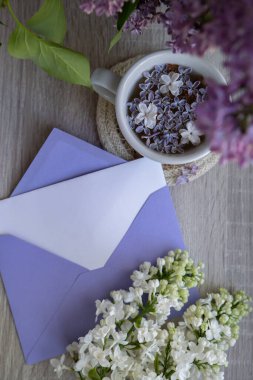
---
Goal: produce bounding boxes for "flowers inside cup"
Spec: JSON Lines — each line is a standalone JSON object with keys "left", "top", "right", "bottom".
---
{"left": 127, "top": 64, "right": 207, "bottom": 154}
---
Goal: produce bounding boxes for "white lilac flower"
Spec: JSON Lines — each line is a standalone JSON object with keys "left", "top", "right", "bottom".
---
{"left": 189, "top": 364, "right": 204, "bottom": 380}
{"left": 107, "top": 300, "right": 125, "bottom": 321}
{"left": 135, "top": 102, "right": 158, "bottom": 129}
{"left": 157, "top": 257, "right": 165, "bottom": 274}
{"left": 171, "top": 361, "right": 193, "bottom": 380}
{"left": 110, "top": 290, "right": 124, "bottom": 302}
{"left": 120, "top": 320, "right": 133, "bottom": 333}
{"left": 186, "top": 314, "right": 203, "bottom": 329}
{"left": 66, "top": 341, "right": 80, "bottom": 357}
{"left": 204, "top": 347, "right": 227, "bottom": 366}
{"left": 159, "top": 72, "right": 183, "bottom": 96}
{"left": 74, "top": 353, "right": 91, "bottom": 372}
{"left": 89, "top": 344, "right": 110, "bottom": 367}
{"left": 155, "top": 295, "right": 176, "bottom": 323}
{"left": 110, "top": 345, "right": 134, "bottom": 371}
{"left": 124, "top": 303, "right": 139, "bottom": 319}
{"left": 139, "top": 261, "right": 152, "bottom": 273}
{"left": 221, "top": 324, "right": 231, "bottom": 337}
{"left": 93, "top": 325, "right": 111, "bottom": 344}
{"left": 137, "top": 319, "right": 158, "bottom": 343}
{"left": 140, "top": 340, "right": 161, "bottom": 363}
{"left": 104, "top": 314, "right": 116, "bottom": 328}
{"left": 180, "top": 121, "right": 204, "bottom": 145}
{"left": 131, "top": 268, "right": 151, "bottom": 287}
{"left": 206, "top": 319, "right": 222, "bottom": 341}
{"left": 77, "top": 331, "right": 93, "bottom": 353}
{"left": 50, "top": 355, "right": 67, "bottom": 378}
{"left": 95, "top": 299, "right": 111, "bottom": 319}
{"left": 147, "top": 279, "right": 160, "bottom": 299}
{"left": 122, "top": 287, "right": 143, "bottom": 304}
{"left": 109, "top": 331, "right": 128, "bottom": 349}
{"left": 142, "top": 371, "right": 164, "bottom": 380}
{"left": 156, "top": 329, "right": 169, "bottom": 345}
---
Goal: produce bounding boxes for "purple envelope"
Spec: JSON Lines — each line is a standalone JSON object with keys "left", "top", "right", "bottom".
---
{"left": 0, "top": 129, "right": 199, "bottom": 364}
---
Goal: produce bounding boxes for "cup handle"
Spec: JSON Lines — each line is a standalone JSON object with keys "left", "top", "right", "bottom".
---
{"left": 91, "top": 68, "right": 121, "bottom": 105}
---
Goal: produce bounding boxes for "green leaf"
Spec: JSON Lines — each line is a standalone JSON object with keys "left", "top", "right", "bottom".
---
{"left": 33, "top": 41, "right": 91, "bottom": 87}
{"left": 8, "top": 25, "right": 40, "bottom": 59}
{"left": 116, "top": 0, "right": 139, "bottom": 31}
{"left": 109, "top": 29, "right": 122, "bottom": 51}
{"left": 26, "top": 0, "right": 66, "bottom": 44}
{"left": 8, "top": 24, "right": 91, "bottom": 87}
{"left": 88, "top": 368, "right": 101, "bottom": 380}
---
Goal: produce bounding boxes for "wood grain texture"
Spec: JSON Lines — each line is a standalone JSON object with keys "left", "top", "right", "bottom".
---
{"left": 0, "top": 1, "right": 252, "bottom": 379}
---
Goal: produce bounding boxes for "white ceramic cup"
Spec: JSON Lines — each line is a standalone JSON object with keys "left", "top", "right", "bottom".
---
{"left": 91, "top": 51, "right": 226, "bottom": 165}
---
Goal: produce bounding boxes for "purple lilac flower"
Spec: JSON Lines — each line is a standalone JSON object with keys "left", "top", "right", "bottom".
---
{"left": 124, "top": 0, "right": 161, "bottom": 33}
{"left": 80, "top": 0, "right": 127, "bottom": 16}
{"left": 176, "top": 164, "right": 199, "bottom": 185}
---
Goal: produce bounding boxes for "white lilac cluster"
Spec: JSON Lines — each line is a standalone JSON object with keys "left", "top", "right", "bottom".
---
{"left": 51, "top": 251, "right": 251, "bottom": 380}
{"left": 156, "top": 289, "right": 252, "bottom": 380}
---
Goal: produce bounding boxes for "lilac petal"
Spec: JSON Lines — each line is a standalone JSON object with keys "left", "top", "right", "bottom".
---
{"left": 199, "top": 88, "right": 206, "bottom": 95}
{"left": 176, "top": 175, "right": 189, "bottom": 185}
{"left": 143, "top": 127, "right": 151, "bottom": 134}
{"left": 190, "top": 164, "right": 199, "bottom": 175}
{"left": 154, "top": 64, "right": 164, "bottom": 72}
{"left": 135, "top": 125, "right": 144, "bottom": 133}
{"left": 148, "top": 91, "right": 155, "bottom": 102}
{"left": 179, "top": 99, "right": 186, "bottom": 107}
{"left": 140, "top": 91, "right": 147, "bottom": 99}
{"left": 178, "top": 66, "right": 185, "bottom": 74}
{"left": 185, "top": 67, "right": 192, "bottom": 74}
{"left": 193, "top": 81, "right": 200, "bottom": 89}
{"left": 153, "top": 100, "right": 161, "bottom": 106}
{"left": 139, "top": 83, "right": 149, "bottom": 90}
{"left": 143, "top": 71, "right": 151, "bottom": 79}
{"left": 185, "top": 103, "right": 191, "bottom": 112}
{"left": 149, "top": 143, "right": 158, "bottom": 150}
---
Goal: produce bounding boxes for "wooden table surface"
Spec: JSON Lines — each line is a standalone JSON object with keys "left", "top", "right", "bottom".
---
{"left": 0, "top": 2, "right": 252, "bottom": 379}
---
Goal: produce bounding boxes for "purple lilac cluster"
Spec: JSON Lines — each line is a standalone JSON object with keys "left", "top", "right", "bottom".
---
{"left": 81, "top": 0, "right": 253, "bottom": 165}
{"left": 127, "top": 65, "right": 206, "bottom": 154}
{"left": 162, "top": 0, "right": 253, "bottom": 165}
{"left": 80, "top": 0, "right": 127, "bottom": 16}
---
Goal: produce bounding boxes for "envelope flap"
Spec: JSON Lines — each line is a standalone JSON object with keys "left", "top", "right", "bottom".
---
{"left": 0, "top": 158, "right": 166, "bottom": 270}
{"left": 12, "top": 129, "right": 125, "bottom": 196}
{"left": 0, "top": 235, "right": 84, "bottom": 359}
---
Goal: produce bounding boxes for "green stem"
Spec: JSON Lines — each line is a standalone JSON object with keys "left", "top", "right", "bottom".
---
{"left": 162, "top": 342, "right": 171, "bottom": 376}
{"left": 126, "top": 299, "right": 157, "bottom": 339}
{"left": 78, "top": 372, "right": 85, "bottom": 380}
{"left": 6, "top": 0, "right": 21, "bottom": 25}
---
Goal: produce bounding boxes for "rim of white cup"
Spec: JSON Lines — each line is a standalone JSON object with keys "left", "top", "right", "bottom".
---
{"left": 116, "top": 51, "right": 227, "bottom": 165}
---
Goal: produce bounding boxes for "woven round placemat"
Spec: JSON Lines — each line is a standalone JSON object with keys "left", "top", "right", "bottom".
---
{"left": 96, "top": 56, "right": 219, "bottom": 186}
